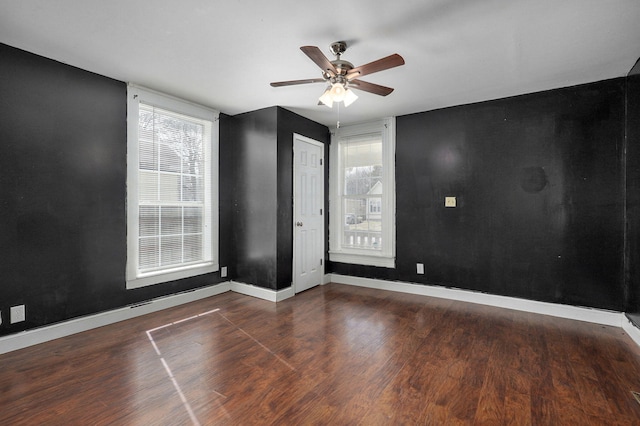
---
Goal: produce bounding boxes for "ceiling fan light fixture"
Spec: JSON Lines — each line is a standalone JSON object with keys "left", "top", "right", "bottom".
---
{"left": 343, "top": 88, "right": 358, "bottom": 107}
{"left": 329, "top": 82, "right": 346, "bottom": 102}
{"left": 319, "top": 87, "right": 333, "bottom": 108}
{"left": 319, "top": 82, "right": 357, "bottom": 108}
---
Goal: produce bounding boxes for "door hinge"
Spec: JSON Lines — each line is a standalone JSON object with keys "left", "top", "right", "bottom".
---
{"left": 320, "top": 258, "right": 323, "bottom": 266}
{"left": 320, "top": 158, "right": 323, "bottom": 166}
{"left": 320, "top": 208, "right": 323, "bottom": 215}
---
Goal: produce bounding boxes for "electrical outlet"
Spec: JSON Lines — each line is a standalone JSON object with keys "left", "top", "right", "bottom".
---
{"left": 221, "top": 266, "right": 228, "bottom": 278}
{"left": 10, "top": 305, "right": 25, "bottom": 324}
{"left": 416, "top": 263, "right": 425, "bottom": 274}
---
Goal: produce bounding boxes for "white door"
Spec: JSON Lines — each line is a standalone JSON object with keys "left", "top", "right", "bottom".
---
{"left": 293, "top": 134, "right": 324, "bottom": 293}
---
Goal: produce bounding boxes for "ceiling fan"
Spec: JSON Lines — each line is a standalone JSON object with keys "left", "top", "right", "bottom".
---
{"left": 270, "top": 41, "right": 405, "bottom": 108}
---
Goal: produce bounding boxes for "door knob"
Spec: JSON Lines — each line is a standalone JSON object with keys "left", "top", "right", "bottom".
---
{"left": 296, "top": 221, "right": 303, "bottom": 227}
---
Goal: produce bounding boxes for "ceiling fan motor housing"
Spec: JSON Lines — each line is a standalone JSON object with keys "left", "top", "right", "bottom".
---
{"left": 330, "top": 41, "right": 348, "bottom": 57}
{"left": 328, "top": 41, "right": 353, "bottom": 77}
{"left": 330, "top": 60, "right": 354, "bottom": 75}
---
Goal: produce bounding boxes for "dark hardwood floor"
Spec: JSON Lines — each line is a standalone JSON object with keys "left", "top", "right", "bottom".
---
{"left": 2, "top": 283, "right": 640, "bottom": 425}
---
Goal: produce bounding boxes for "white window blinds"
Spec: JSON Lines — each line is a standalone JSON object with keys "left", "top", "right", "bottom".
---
{"left": 137, "top": 104, "right": 212, "bottom": 272}
{"left": 341, "top": 135, "right": 383, "bottom": 251}
{"left": 126, "top": 85, "right": 218, "bottom": 289}
{"left": 329, "top": 118, "right": 396, "bottom": 268}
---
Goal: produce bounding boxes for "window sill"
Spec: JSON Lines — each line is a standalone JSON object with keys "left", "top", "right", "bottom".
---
{"left": 126, "top": 262, "right": 219, "bottom": 289}
{"left": 329, "top": 252, "right": 395, "bottom": 268}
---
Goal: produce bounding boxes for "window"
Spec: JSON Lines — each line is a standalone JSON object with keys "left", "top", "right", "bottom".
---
{"left": 329, "top": 118, "right": 395, "bottom": 267}
{"left": 126, "top": 86, "right": 219, "bottom": 289}
{"left": 369, "top": 199, "right": 381, "bottom": 214}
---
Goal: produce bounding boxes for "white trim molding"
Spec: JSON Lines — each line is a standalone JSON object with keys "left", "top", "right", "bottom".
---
{"left": 329, "top": 252, "right": 395, "bottom": 268}
{"left": 2, "top": 275, "right": 638, "bottom": 355}
{"left": 623, "top": 317, "right": 640, "bottom": 347}
{"left": 126, "top": 85, "right": 220, "bottom": 289}
{"left": 0, "top": 282, "right": 231, "bottom": 355}
{"left": 230, "top": 281, "right": 295, "bottom": 303}
{"left": 327, "top": 273, "right": 624, "bottom": 327}
{"left": 0, "top": 281, "right": 297, "bottom": 355}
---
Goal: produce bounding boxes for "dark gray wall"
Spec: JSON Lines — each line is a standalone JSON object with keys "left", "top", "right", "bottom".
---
{"left": 329, "top": 79, "right": 627, "bottom": 311}
{"left": 231, "top": 107, "right": 280, "bottom": 289}
{"left": 0, "top": 44, "right": 229, "bottom": 337}
{"left": 626, "top": 59, "right": 640, "bottom": 325}
{"left": 2, "top": 41, "right": 638, "bottom": 340}
{"left": 230, "top": 107, "right": 328, "bottom": 290}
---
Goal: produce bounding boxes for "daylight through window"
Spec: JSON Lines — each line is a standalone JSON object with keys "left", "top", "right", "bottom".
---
{"left": 127, "top": 87, "right": 219, "bottom": 288}
{"left": 341, "top": 137, "right": 383, "bottom": 250}
{"left": 330, "top": 118, "right": 396, "bottom": 268}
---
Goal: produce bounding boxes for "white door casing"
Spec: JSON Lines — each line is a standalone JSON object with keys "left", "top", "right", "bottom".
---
{"left": 293, "top": 134, "right": 324, "bottom": 293}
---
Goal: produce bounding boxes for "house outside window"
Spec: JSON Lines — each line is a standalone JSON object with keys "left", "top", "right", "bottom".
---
{"left": 126, "top": 86, "right": 219, "bottom": 289}
{"left": 329, "top": 118, "right": 395, "bottom": 268}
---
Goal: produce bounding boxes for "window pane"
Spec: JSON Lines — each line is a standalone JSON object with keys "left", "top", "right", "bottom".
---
{"left": 372, "top": 176, "right": 382, "bottom": 194}
{"left": 341, "top": 136, "right": 384, "bottom": 251}
{"left": 139, "top": 171, "right": 158, "bottom": 202}
{"left": 329, "top": 119, "right": 395, "bottom": 266}
{"left": 359, "top": 177, "right": 371, "bottom": 195}
{"left": 136, "top": 103, "right": 211, "bottom": 275}
{"left": 138, "top": 108, "right": 156, "bottom": 170}
{"left": 184, "top": 234, "right": 203, "bottom": 262}
{"left": 139, "top": 137, "right": 157, "bottom": 171}
{"left": 342, "top": 197, "right": 381, "bottom": 251}
{"left": 139, "top": 237, "right": 159, "bottom": 269}
{"left": 160, "top": 236, "right": 182, "bottom": 266}
{"left": 159, "top": 173, "right": 181, "bottom": 202}
{"left": 343, "top": 139, "right": 382, "bottom": 198}
{"left": 184, "top": 207, "right": 202, "bottom": 234}
{"left": 159, "top": 143, "right": 181, "bottom": 173}
{"left": 161, "top": 207, "right": 182, "bottom": 236}
{"left": 139, "top": 206, "right": 158, "bottom": 237}
{"left": 129, "top": 90, "right": 219, "bottom": 288}
{"left": 183, "top": 130, "right": 203, "bottom": 174}
{"left": 182, "top": 175, "right": 202, "bottom": 202}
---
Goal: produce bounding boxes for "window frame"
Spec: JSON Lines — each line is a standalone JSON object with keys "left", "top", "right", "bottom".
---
{"left": 329, "top": 117, "right": 396, "bottom": 268}
{"left": 126, "top": 85, "right": 219, "bottom": 289}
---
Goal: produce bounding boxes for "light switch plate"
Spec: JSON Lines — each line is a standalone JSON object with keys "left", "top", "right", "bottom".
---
{"left": 416, "top": 263, "right": 424, "bottom": 274}
{"left": 445, "top": 196, "right": 457, "bottom": 207}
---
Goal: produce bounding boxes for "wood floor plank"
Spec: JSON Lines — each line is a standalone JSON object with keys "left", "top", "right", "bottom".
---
{"left": 2, "top": 283, "right": 640, "bottom": 425}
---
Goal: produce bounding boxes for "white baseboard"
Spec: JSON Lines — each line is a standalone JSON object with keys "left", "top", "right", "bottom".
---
{"left": 0, "top": 282, "right": 231, "bottom": 355}
{"left": 2, "top": 274, "right": 638, "bottom": 355}
{"left": 230, "top": 281, "right": 295, "bottom": 302}
{"left": 0, "top": 280, "right": 297, "bottom": 355}
{"left": 327, "top": 273, "right": 624, "bottom": 327}
{"left": 623, "top": 317, "right": 640, "bottom": 347}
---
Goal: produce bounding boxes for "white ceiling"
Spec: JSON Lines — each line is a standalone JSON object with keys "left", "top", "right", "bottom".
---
{"left": 1, "top": 0, "right": 639, "bottom": 127}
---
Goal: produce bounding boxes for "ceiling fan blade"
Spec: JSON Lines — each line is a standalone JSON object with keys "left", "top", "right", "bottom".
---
{"left": 347, "top": 53, "right": 405, "bottom": 79}
{"left": 300, "top": 46, "right": 338, "bottom": 75}
{"left": 271, "top": 78, "right": 326, "bottom": 87}
{"left": 349, "top": 79, "right": 394, "bottom": 96}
